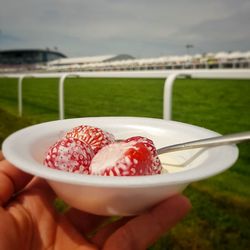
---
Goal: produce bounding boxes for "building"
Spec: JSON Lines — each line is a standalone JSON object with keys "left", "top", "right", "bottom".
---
{"left": 46, "top": 54, "right": 135, "bottom": 72}
{"left": 48, "top": 54, "right": 134, "bottom": 67}
{"left": 0, "top": 49, "right": 66, "bottom": 66}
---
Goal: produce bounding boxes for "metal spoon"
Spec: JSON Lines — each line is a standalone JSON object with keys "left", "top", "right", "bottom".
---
{"left": 156, "top": 131, "right": 250, "bottom": 155}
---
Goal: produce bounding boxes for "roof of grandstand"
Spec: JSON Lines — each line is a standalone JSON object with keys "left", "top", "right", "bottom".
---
{"left": 0, "top": 49, "right": 66, "bottom": 65}
{"left": 48, "top": 54, "right": 135, "bottom": 66}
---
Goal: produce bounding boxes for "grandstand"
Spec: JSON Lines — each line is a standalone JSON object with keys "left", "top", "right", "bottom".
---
{"left": 0, "top": 49, "right": 66, "bottom": 73}
{"left": 1, "top": 50, "right": 250, "bottom": 73}
{"left": 44, "top": 51, "right": 250, "bottom": 72}
{"left": 47, "top": 54, "right": 134, "bottom": 71}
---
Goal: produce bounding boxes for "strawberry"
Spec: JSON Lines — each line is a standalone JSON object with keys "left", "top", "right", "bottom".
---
{"left": 89, "top": 139, "right": 162, "bottom": 176}
{"left": 65, "top": 125, "right": 115, "bottom": 154}
{"left": 125, "top": 136, "right": 162, "bottom": 174}
{"left": 44, "top": 137, "right": 94, "bottom": 174}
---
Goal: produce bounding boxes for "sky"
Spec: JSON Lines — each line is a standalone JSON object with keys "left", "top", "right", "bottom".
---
{"left": 0, "top": 0, "right": 250, "bottom": 58}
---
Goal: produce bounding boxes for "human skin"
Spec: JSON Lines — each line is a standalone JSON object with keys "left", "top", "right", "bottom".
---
{"left": 0, "top": 153, "right": 191, "bottom": 250}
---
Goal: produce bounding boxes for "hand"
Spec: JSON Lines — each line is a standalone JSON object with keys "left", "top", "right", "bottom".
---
{"left": 0, "top": 152, "right": 191, "bottom": 250}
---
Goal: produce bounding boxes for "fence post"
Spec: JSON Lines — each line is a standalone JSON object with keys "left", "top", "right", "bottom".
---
{"left": 59, "top": 73, "right": 80, "bottom": 120}
{"left": 18, "top": 74, "right": 36, "bottom": 117}
{"left": 163, "top": 72, "right": 191, "bottom": 120}
{"left": 18, "top": 75, "right": 26, "bottom": 117}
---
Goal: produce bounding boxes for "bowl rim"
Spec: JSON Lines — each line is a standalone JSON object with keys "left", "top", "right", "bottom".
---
{"left": 2, "top": 116, "right": 239, "bottom": 188}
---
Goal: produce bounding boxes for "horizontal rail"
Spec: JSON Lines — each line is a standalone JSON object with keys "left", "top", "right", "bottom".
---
{"left": 0, "top": 69, "right": 250, "bottom": 120}
{"left": 1, "top": 69, "right": 250, "bottom": 79}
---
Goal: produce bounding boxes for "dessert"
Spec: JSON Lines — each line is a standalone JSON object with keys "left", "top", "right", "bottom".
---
{"left": 65, "top": 125, "right": 115, "bottom": 154}
{"left": 125, "top": 136, "right": 162, "bottom": 174}
{"left": 44, "top": 137, "right": 94, "bottom": 174}
{"left": 90, "top": 139, "right": 161, "bottom": 176}
{"left": 44, "top": 125, "right": 162, "bottom": 176}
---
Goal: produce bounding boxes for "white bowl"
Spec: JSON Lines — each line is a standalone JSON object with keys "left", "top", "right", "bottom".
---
{"left": 2, "top": 117, "right": 238, "bottom": 216}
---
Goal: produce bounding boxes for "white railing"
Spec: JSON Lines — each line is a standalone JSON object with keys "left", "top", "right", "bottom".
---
{"left": 58, "top": 71, "right": 192, "bottom": 120}
{"left": 1, "top": 69, "right": 250, "bottom": 120}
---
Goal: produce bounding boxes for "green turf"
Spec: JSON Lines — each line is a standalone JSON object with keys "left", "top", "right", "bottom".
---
{"left": 0, "top": 76, "right": 249, "bottom": 249}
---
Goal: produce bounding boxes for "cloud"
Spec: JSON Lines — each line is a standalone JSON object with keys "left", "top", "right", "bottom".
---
{"left": 0, "top": 31, "right": 25, "bottom": 49}
{"left": 168, "top": 1, "right": 250, "bottom": 53}
{"left": 0, "top": 0, "right": 250, "bottom": 57}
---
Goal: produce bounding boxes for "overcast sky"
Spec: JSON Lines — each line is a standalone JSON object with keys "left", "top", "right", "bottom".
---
{"left": 0, "top": 0, "right": 250, "bottom": 58}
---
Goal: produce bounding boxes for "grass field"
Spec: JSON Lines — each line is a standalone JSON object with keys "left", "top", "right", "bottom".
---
{"left": 0, "top": 76, "right": 250, "bottom": 249}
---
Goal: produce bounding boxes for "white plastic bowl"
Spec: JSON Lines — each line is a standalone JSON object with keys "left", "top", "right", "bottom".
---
{"left": 2, "top": 117, "right": 239, "bottom": 216}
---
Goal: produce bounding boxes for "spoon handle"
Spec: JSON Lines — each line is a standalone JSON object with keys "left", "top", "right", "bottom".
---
{"left": 156, "top": 131, "right": 250, "bottom": 155}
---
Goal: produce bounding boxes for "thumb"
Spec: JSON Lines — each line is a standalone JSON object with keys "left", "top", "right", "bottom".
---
{"left": 103, "top": 195, "right": 191, "bottom": 250}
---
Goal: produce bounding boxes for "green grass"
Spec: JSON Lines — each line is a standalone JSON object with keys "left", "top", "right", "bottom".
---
{"left": 0, "top": 77, "right": 164, "bottom": 121}
{"left": 0, "top": 76, "right": 250, "bottom": 249}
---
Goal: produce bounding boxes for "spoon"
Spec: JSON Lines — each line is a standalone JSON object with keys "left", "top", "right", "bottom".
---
{"left": 156, "top": 131, "right": 250, "bottom": 155}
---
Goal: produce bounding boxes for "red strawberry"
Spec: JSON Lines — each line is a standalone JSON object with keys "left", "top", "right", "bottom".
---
{"left": 125, "top": 136, "right": 162, "bottom": 174}
{"left": 44, "top": 137, "right": 94, "bottom": 174}
{"left": 65, "top": 125, "right": 115, "bottom": 154}
{"left": 90, "top": 139, "right": 161, "bottom": 176}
